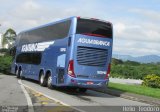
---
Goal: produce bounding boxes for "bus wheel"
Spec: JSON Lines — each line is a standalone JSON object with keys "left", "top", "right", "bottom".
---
{"left": 19, "top": 70, "right": 25, "bottom": 80}
{"left": 47, "top": 74, "right": 53, "bottom": 89}
{"left": 16, "top": 69, "right": 20, "bottom": 78}
{"left": 39, "top": 72, "right": 47, "bottom": 86}
{"left": 79, "top": 88, "right": 87, "bottom": 93}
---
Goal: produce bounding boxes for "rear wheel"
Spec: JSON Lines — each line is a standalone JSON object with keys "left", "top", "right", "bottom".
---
{"left": 19, "top": 70, "right": 25, "bottom": 80}
{"left": 39, "top": 72, "right": 47, "bottom": 86}
{"left": 16, "top": 69, "right": 20, "bottom": 78}
{"left": 47, "top": 74, "right": 53, "bottom": 89}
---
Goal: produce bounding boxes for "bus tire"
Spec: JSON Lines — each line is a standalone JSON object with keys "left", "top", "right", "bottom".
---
{"left": 19, "top": 70, "right": 25, "bottom": 80}
{"left": 16, "top": 69, "right": 20, "bottom": 78}
{"left": 79, "top": 88, "right": 87, "bottom": 93}
{"left": 39, "top": 71, "right": 47, "bottom": 87}
{"left": 47, "top": 73, "right": 53, "bottom": 89}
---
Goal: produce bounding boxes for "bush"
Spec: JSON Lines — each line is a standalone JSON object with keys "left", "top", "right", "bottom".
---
{"left": 0, "top": 48, "right": 8, "bottom": 53}
{"left": 111, "top": 59, "right": 160, "bottom": 79}
{"left": 112, "top": 58, "right": 123, "bottom": 65}
{"left": 142, "top": 74, "right": 160, "bottom": 88}
{"left": 0, "top": 55, "right": 12, "bottom": 74}
{"left": 0, "top": 48, "right": 11, "bottom": 55}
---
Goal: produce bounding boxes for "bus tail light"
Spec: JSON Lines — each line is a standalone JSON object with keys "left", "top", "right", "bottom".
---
{"left": 68, "top": 60, "right": 76, "bottom": 77}
{"left": 105, "top": 63, "right": 111, "bottom": 79}
{"left": 77, "top": 16, "right": 81, "bottom": 19}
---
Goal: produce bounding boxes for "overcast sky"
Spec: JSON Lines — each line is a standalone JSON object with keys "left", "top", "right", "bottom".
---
{"left": 0, "top": 0, "right": 160, "bottom": 56}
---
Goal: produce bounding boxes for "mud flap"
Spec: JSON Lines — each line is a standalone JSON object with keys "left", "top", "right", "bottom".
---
{"left": 57, "top": 54, "right": 66, "bottom": 84}
{"left": 57, "top": 68, "right": 65, "bottom": 84}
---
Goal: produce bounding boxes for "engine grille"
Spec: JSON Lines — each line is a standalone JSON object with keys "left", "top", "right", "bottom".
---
{"left": 77, "top": 46, "right": 108, "bottom": 67}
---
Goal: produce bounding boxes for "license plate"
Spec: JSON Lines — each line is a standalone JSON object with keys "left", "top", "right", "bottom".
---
{"left": 86, "top": 81, "right": 93, "bottom": 84}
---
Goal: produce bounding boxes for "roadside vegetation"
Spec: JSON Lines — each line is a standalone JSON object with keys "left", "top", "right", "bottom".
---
{"left": 111, "top": 58, "right": 160, "bottom": 79}
{"left": 0, "top": 28, "right": 16, "bottom": 75}
{"left": 108, "top": 82, "right": 160, "bottom": 99}
{"left": 0, "top": 53, "right": 12, "bottom": 74}
{"left": 142, "top": 74, "right": 160, "bottom": 88}
{"left": 109, "top": 59, "right": 160, "bottom": 97}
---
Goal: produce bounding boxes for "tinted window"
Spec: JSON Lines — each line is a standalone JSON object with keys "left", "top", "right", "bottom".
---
{"left": 16, "top": 53, "right": 42, "bottom": 65}
{"left": 76, "top": 19, "right": 112, "bottom": 38}
{"left": 19, "top": 20, "right": 71, "bottom": 45}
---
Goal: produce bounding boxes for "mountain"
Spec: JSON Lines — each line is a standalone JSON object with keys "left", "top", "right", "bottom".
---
{"left": 112, "top": 54, "right": 160, "bottom": 63}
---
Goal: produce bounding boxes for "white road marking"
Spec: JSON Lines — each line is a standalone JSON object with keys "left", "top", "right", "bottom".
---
{"left": 18, "top": 80, "right": 34, "bottom": 112}
{"left": 20, "top": 80, "right": 87, "bottom": 112}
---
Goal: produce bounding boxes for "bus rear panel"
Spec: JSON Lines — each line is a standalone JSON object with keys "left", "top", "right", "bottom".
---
{"left": 65, "top": 18, "right": 112, "bottom": 88}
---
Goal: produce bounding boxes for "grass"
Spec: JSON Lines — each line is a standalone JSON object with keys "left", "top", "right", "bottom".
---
{"left": 108, "top": 82, "right": 160, "bottom": 99}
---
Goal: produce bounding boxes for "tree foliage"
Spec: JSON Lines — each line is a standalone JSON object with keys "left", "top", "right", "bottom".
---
{"left": 0, "top": 55, "right": 12, "bottom": 74}
{"left": 2, "top": 28, "right": 16, "bottom": 48}
{"left": 111, "top": 58, "right": 160, "bottom": 79}
{"left": 142, "top": 74, "right": 160, "bottom": 88}
{"left": 112, "top": 58, "right": 123, "bottom": 65}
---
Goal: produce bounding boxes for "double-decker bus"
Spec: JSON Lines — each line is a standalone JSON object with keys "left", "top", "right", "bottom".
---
{"left": 11, "top": 16, "right": 113, "bottom": 92}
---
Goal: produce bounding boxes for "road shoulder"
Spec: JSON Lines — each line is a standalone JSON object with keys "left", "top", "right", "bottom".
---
{"left": 94, "top": 87, "right": 160, "bottom": 106}
{"left": 0, "top": 74, "right": 28, "bottom": 106}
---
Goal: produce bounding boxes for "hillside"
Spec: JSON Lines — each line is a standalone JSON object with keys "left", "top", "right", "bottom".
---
{"left": 113, "top": 54, "right": 160, "bottom": 63}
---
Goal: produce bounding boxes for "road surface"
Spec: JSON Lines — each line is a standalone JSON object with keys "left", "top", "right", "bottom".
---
{"left": 0, "top": 74, "right": 27, "bottom": 106}
{"left": 0, "top": 74, "right": 151, "bottom": 112}
{"left": 109, "top": 77, "right": 142, "bottom": 85}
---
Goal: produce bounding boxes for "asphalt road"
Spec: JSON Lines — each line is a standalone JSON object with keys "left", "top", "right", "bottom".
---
{"left": 0, "top": 74, "right": 151, "bottom": 112}
{"left": 0, "top": 74, "right": 27, "bottom": 106}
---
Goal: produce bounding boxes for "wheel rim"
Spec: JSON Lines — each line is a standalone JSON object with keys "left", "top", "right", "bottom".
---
{"left": 16, "top": 70, "right": 18, "bottom": 76}
{"left": 20, "top": 70, "right": 22, "bottom": 77}
{"left": 16, "top": 70, "right": 20, "bottom": 78}
{"left": 40, "top": 75, "right": 44, "bottom": 84}
{"left": 48, "top": 76, "right": 52, "bottom": 86}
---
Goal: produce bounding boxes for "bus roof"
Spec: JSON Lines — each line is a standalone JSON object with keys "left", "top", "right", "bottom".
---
{"left": 19, "top": 16, "right": 112, "bottom": 35}
{"left": 19, "top": 16, "right": 76, "bottom": 34}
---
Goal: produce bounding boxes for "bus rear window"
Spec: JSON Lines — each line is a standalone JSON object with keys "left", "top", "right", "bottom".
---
{"left": 76, "top": 19, "right": 112, "bottom": 38}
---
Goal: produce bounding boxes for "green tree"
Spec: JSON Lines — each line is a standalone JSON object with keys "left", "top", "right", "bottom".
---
{"left": 124, "top": 60, "right": 140, "bottom": 66}
{"left": 112, "top": 58, "right": 123, "bottom": 65}
{"left": 2, "top": 28, "right": 16, "bottom": 48}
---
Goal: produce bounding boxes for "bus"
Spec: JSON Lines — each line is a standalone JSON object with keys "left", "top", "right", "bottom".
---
{"left": 11, "top": 16, "right": 113, "bottom": 92}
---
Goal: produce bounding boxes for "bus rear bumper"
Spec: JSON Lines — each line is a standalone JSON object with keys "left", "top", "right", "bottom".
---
{"left": 66, "top": 77, "right": 109, "bottom": 88}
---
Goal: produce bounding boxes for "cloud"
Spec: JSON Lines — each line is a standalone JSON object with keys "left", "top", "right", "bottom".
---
{"left": 0, "top": 0, "right": 160, "bottom": 56}
{"left": 114, "top": 21, "right": 160, "bottom": 43}
{"left": 0, "top": 0, "right": 104, "bottom": 33}
{"left": 113, "top": 39, "right": 160, "bottom": 56}
{"left": 113, "top": 17, "right": 160, "bottom": 56}
{"left": 0, "top": 0, "right": 40, "bottom": 32}
{"left": 131, "top": 9, "right": 160, "bottom": 22}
